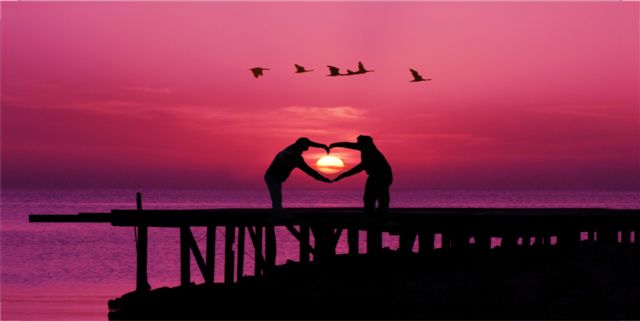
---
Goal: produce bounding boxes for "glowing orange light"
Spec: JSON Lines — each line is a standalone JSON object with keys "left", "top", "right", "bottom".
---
{"left": 316, "top": 155, "right": 344, "bottom": 174}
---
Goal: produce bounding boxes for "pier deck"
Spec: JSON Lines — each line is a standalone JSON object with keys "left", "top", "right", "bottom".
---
{"left": 29, "top": 203, "right": 640, "bottom": 292}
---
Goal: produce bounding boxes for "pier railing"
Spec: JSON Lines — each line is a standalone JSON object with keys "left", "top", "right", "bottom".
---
{"left": 29, "top": 195, "right": 640, "bottom": 292}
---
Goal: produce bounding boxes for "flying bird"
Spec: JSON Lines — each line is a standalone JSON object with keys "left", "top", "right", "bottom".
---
{"left": 344, "top": 61, "right": 373, "bottom": 76}
{"left": 356, "top": 61, "right": 374, "bottom": 74}
{"left": 295, "top": 64, "right": 314, "bottom": 73}
{"left": 409, "top": 69, "right": 432, "bottom": 82}
{"left": 327, "top": 65, "right": 343, "bottom": 77}
{"left": 250, "top": 67, "right": 270, "bottom": 78}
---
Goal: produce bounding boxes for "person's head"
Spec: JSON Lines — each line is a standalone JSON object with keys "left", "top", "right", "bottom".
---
{"left": 293, "top": 137, "right": 312, "bottom": 151}
{"left": 357, "top": 135, "right": 374, "bottom": 148}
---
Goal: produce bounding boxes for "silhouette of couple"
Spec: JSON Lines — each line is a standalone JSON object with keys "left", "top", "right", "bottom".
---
{"left": 262, "top": 136, "right": 392, "bottom": 269}
{"left": 264, "top": 136, "right": 393, "bottom": 213}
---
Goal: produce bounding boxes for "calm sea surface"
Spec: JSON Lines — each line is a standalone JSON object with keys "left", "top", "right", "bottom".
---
{"left": 2, "top": 188, "right": 639, "bottom": 320}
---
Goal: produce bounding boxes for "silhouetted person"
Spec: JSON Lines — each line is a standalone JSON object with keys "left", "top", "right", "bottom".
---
{"left": 331, "top": 135, "right": 392, "bottom": 214}
{"left": 264, "top": 138, "right": 331, "bottom": 270}
{"left": 265, "top": 137, "right": 331, "bottom": 209}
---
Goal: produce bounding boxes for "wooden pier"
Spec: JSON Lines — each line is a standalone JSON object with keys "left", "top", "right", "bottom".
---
{"left": 29, "top": 195, "right": 640, "bottom": 292}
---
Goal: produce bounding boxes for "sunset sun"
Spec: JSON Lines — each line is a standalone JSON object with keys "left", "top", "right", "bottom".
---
{"left": 316, "top": 155, "right": 344, "bottom": 174}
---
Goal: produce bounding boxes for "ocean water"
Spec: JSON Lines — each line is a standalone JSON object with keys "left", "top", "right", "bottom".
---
{"left": 1, "top": 188, "right": 639, "bottom": 320}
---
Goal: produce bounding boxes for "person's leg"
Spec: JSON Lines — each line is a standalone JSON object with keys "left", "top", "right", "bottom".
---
{"left": 377, "top": 182, "right": 390, "bottom": 214}
{"left": 364, "top": 176, "right": 383, "bottom": 254}
{"left": 264, "top": 176, "right": 281, "bottom": 270}
{"left": 265, "top": 176, "right": 282, "bottom": 210}
{"left": 265, "top": 225, "right": 276, "bottom": 270}
{"left": 363, "top": 176, "right": 376, "bottom": 215}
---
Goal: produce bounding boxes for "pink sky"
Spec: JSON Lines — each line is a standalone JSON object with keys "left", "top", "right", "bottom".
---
{"left": 2, "top": 2, "right": 638, "bottom": 190}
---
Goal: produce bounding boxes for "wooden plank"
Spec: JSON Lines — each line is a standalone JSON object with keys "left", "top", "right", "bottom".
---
{"left": 332, "top": 228, "right": 343, "bottom": 249}
{"left": 135, "top": 193, "right": 150, "bottom": 292}
{"left": 285, "top": 224, "right": 301, "bottom": 240}
{"left": 285, "top": 224, "right": 316, "bottom": 258}
{"left": 474, "top": 233, "right": 490, "bottom": 250}
{"left": 599, "top": 227, "right": 618, "bottom": 244}
{"left": 185, "top": 228, "right": 208, "bottom": 283}
{"left": 265, "top": 225, "right": 276, "bottom": 271}
{"left": 367, "top": 227, "right": 382, "bottom": 255}
{"left": 399, "top": 232, "right": 417, "bottom": 254}
{"left": 247, "top": 227, "right": 264, "bottom": 275}
{"left": 556, "top": 230, "right": 580, "bottom": 248}
{"left": 29, "top": 214, "right": 111, "bottom": 223}
{"left": 30, "top": 208, "right": 640, "bottom": 228}
{"left": 255, "top": 227, "right": 264, "bottom": 274}
{"left": 312, "top": 227, "right": 327, "bottom": 260}
{"left": 180, "top": 226, "right": 191, "bottom": 286}
{"left": 247, "top": 226, "right": 264, "bottom": 275}
{"left": 348, "top": 228, "right": 359, "bottom": 255}
{"left": 206, "top": 226, "right": 215, "bottom": 284}
{"left": 237, "top": 226, "right": 245, "bottom": 280}
{"left": 418, "top": 232, "right": 434, "bottom": 254}
{"left": 224, "top": 226, "right": 235, "bottom": 284}
{"left": 312, "top": 227, "right": 337, "bottom": 260}
{"left": 299, "top": 224, "right": 310, "bottom": 263}
{"left": 449, "top": 231, "right": 468, "bottom": 249}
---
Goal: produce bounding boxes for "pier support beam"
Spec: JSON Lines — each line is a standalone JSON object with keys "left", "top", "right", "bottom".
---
{"left": 179, "top": 226, "right": 213, "bottom": 286}
{"left": 312, "top": 226, "right": 336, "bottom": 261}
{"left": 300, "top": 224, "right": 310, "bottom": 263}
{"left": 556, "top": 230, "right": 581, "bottom": 248}
{"left": 418, "top": 232, "right": 434, "bottom": 255}
{"left": 399, "top": 232, "right": 417, "bottom": 254}
{"left": 224, "top": 226, "right": 236, "bottom": 284}
{"left": 501, "top": 233, "right": 518, "bottom": 250}
{"left": 367, "top": 228, "right": 382, "bottom": 255}
{"left": 265, "top": 225, "right": 276, "bottom": 272}
{"left": 206, "top": 226, "right": 215, "bottom": 284}
{"left": 348, "top": 228, "right": 359, "bottom": 255}
{"left": 599, "top": 227, "right": 617, "bottom": 244}
{"left": 135, "top": 193, "right": 150, "bottom": 292}
{"left": 237, "top": 226, "right": 245, "bottom": 280}
{"left": 180, "top": 226, "right": 191, "bottom": 286}
{"left": 474, "top": 233, "right": 490, "bottom": 250}
{"left": 249, "top": 226, "right": 263, "bottom": 275}
{"left": 285, "top": 224, "right": 316, "bottom": 262}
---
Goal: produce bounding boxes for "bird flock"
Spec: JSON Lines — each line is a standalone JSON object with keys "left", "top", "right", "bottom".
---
{"left": 250, "top": 61, "right": 432, "bottom": 83}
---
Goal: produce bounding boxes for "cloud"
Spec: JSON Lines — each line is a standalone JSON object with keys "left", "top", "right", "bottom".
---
{"left": 7, "top": 98, "right": 368, "bottom": 141}
{"left": 283, "top": 106, "right": 366, "bottom": 121}
{"left": 380, "top": 133, "right": 496, "bottom": 144}
{"left": 532, "top": 105, "right": 618, "bottom": 119}
{"left": 125, "top": 86, "right": 175, "bottom": 95}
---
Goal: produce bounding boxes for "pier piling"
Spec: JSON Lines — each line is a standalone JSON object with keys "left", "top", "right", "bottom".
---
{"left": 135, "top": 193, "right": 150, "bottom": 292}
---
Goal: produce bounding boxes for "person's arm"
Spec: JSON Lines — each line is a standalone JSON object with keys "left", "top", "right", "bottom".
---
{"left": 333, "top": 163, "right": 364, "bottom": 182}
{"left": 329, "top": 142, "right": 361, "bottom": 151}
{"left": 297, "top": 159, "right": 332, "bottom": 183}
{"left": 306, "top": 140, "right": 330, "bottom": 154}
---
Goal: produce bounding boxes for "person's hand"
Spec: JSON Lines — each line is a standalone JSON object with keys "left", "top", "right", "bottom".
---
{"left": 329, "top": 143, "right": 336, "bottom": 149}
{"left": 321, "top": 177, "right": 332, "bottom": 183}
{"left": 332, "top": 176, "right": 342, "bottom": 183}
{"left": 323, "top": 145, "right": 330, "bottom": 154}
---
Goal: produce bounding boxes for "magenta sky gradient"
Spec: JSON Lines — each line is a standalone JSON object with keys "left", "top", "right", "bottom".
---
{"left": 2, "top": 2, "right": 638, "bottom": 190}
